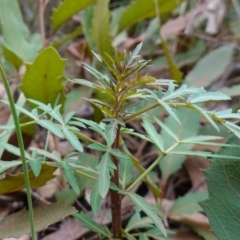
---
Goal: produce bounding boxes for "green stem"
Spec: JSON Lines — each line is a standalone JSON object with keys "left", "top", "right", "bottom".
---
{"left": 72, "top": 130, "right": 99, "bottom": 144}
{"left": 0, "top": 64, "right": 36, "bottom": 239}
{"left": 123, "top": 101, "right": 186, "bottom": 122}
{"left": 126, "top": 153, "right": 165, "bottom": 192}
{"left": 122, "top": 142, "right": 161, "bottom": 197}
{"left": 123, "top": 102, "right": 159, "bottom": 122}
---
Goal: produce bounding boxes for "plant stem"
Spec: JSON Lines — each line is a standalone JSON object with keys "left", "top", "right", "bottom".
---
{"left": 126, "top": 153, "right": 165, "bottom": 192}
{"left": 0, "top": 64, "right": 36, "bottom": 239}
{"left": 110, "top": 125, "right": 122, "bottom": 238}
{"left": 123, "top": 101, "right": 186, "bottom": 122}
{"left": 72, "top": 130, "right": 99, "bottom": 144}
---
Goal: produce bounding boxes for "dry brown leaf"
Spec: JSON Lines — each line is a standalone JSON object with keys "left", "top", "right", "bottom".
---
{"left": 169, "top": 229, "right": 203, "bottom": 240}
{"left": 170, "top": 212, "right": 216, "bottom": 240}
{"left": 37, "top": 168, "right": 61, "bottom": 199}
{"left": 161, "top": 3, "right": 207, "bottom": 38}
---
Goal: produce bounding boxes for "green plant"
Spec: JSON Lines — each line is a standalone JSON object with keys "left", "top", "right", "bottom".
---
{"left": 1, "top": 0, "right": 240, "bottom": 239}
{"left": 1, "top": 42, "right": 240, "bottom": 239}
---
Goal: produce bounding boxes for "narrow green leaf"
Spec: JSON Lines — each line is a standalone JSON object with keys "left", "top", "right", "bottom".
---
{"left": 188, "top": 91, "right": 230, "bottom": 104}
{"left": 92, "top": 0, "right": 113, "bottom": 55}
{"left": 62, "top": 162, "right": 80, "bottom": 194}
{"left": 105, "top": 120, "right": 118, "bottom": 146}
{"left": 0, "top": 160, "right": 22, "bottom": 174}
{"left": 0, "top": 142, "right": 31, "bottom": 159}
{"left": 127, "top": 193, "right": 167, "bottom": 237}
{"left": 62, "top": 127, "right": 83, "bottom": 152}
{"left": 157, "top": 98, "right": 180, "bottom": 124}
{"left": 125, "top": 212, "right": 153, "bottom": 232}
{"left": 120, "top": 157, "right": 133, "bottom": 190}
{"left": 90, "top": 183, "right": 103, "bottom": 216}
{"left": 192, "top": 105, "right": 219, "bottom": 131}
{"left": 37, "top": 119, "right": 63, "bottom": 138}
{"left": 88, "top": 143, "right": 108, "bottom": 152}
{"left": 153, "top": 116, "right": 178, "bottom": 142}
{"left": 169, "top": 191, "right": 208, "bottom": 216}
{"left": 51, "top": 0, "right": 95, "bottom": 32}
{"left": 96, "top": 152, "right": 111, "bottom": 198}
{"left": 74, "top": 212, "right": 111, "bottom": 238}
{"left": 142, "top": 120, "right": 164, "bottom": 152}
{"left": 159, "top": 108, "right": 201, "bottom": 181}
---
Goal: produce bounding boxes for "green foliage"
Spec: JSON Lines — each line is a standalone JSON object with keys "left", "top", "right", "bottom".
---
{"left": 1, "top": 1, "right": 240, "bottom": 238}
{"left": 92, "top": 0, "right": 113, "bottom": 55}
{"left": 0, "top": 0, "right": 40, "bottom": 63}
{"left": 21, "top": 47, "right": 66, "bottom": 110}
{"left": 185, "top": 46, "right": 234, "bottom": 87}
{"left": 159, "top": 108, "right": 201, "bottom": 182}
{"left": 73, "top": 212, "right": 111, "bottom": 238}
{"left": 200, "top": 135, "right": 240, "bottom": 240}
{"left": 116, "top": 0, "right": 184, "bottom": 33}
{"left": 169, "top": 191, "right": 208, "bottom": 216}
{"left": 51, "top": 0, "right": 95, "bottom": 32}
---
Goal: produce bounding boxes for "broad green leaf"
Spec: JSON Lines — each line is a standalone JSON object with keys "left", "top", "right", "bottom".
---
{"left": 127, "top": 192, "right": 167, "bottom": 237}
{"left": 0, "top": 0, "right": 40, "bottom": 63}
{"left": 92, "top": 0, "right": 113, "bottom": 55}
{"left": 96, "top": 152, "right": 111, "bottom": 198}
{"left": 0, "top": 203, "right": 77, "bottom": 238}
{"left": 142, "top": 120, "right": 164, "bottom": 152}
{"left": 169, "top": 191, "right": 208, "bottom": 216}
{"left": 105, "top": 119, "right": 118, "bottom": 146}
{"left": 62, "top": 127, "right": 83, "bottom": 152}
{"left": 90, "top": 182, "right": 103, "bottom": 216}
{"left": 0, "top": 164, "right": 57, "bottom": 194}
{"left": 62, "top": 162, "right": 80, "bottom": 194}
{"left": 159, "top": 108, "right": 201, "bottom": 181}
{"left": 51, "top": 0, "right": 95, "bottom": 32}
{"left": 185, "top": 46, "right": 233, "bottom": 87}
{"left": 116, "top": 0, "right": 183, "bottom": 33}
{"left": 0, "top": 160, "right": 22, "bottom": 174}
{"left": 21, "top": 47, "right": 66, "bottom": 111}
{"left": 74, "top": 212, "right": 111, "bottom": 238}
{"left": 200, "top": 135, "right": 240, "bottom": 240}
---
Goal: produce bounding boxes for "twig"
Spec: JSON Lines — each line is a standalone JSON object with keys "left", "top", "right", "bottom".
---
{"left": 38, "top": 0, "right": 49, "bottom": 48}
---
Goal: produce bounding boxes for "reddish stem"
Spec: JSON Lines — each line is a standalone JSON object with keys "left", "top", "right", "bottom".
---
{"left": 110, "top": 125, "right": 122, "bottom": 238}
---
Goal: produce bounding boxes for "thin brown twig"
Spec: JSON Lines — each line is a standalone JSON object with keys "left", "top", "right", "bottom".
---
{"left": 38, "top": 0, "right": 49, "bottom": 48}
